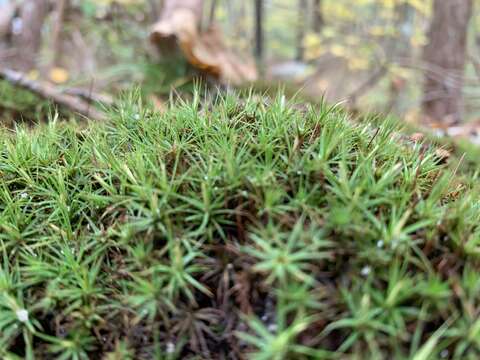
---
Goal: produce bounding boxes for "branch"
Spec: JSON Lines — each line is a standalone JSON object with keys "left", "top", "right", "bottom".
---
{"left": 0, "top": 68, "right": 106, "bottom": 121}
{"left": 62, "top": 87, "right": 114, "bottom": 106}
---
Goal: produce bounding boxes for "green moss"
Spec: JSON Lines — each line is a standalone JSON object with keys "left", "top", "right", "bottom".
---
{"left": 0, "top": 90, "right": 479, "bottom": 359}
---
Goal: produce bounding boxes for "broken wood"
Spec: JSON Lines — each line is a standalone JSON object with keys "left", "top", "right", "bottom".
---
{"left": 0, "top": 68, "right": 106, "bottom": 121}
{"left": 150, "top": 0, "right": 257, "bottom": 85}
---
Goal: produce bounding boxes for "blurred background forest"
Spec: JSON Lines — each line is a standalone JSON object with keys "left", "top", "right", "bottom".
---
{"left": 0, "top": 0, "right": 479, "bottom": 136}
{"left": 5, "top": 2, "right": 480, "bottom": 359}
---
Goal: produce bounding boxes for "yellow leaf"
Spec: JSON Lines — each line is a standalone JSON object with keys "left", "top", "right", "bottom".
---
{"left": 304, "top": 33, "right": 322, "bottom": 49}
{"left": 49, "top": 67, "right": 69, "bottom": 84}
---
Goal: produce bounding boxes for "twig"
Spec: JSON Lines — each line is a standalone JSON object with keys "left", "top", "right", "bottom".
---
{"left": 0, "top": 68, "right": 106, "bottom": 121}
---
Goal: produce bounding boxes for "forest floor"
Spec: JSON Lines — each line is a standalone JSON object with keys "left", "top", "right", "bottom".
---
{"left": 1, "top": 85, "right": 480, "bottom": 359}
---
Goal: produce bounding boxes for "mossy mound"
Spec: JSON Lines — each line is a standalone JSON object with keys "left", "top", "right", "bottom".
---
{"left": 0, "top": 92, "right": 479, "bottom": 359}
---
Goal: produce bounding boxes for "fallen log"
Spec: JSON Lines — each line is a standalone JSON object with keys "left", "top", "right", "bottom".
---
{"left": 150, "top": 0, "right": 257, "bottom": 85}
{"left": 0, "top": 68, "right": 106, "bottom": 121}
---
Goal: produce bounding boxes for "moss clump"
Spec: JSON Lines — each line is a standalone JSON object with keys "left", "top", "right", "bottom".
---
{"left": 0, "top": 91, "right": 479, "bottom": 359}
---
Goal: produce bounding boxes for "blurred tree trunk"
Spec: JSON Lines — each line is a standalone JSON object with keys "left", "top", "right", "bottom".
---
{"left": 312, "top": 0, "right": 323, "bottom": 33}
{"left": 50, "top": 0, "right": 67, "bottom": 68}
{"left": 0, "top": 1, "right": 17, "bottom": 66}
{"left": 295, "top": 0, "right": 307, "bottom": 61}
{"left": 422, "top": 0, "right": 473, "bottom": 124}
{"left": 254, "top": 0, "right": 264, "bottom": 66}
{"left": 0, "top": 1, "right": 16, "bottom": 39}
{"left": 12, "top": 0, "right": 49, "bottom": 72}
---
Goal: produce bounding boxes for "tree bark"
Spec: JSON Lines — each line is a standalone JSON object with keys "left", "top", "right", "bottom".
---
{"left": 0, "top": 1, "right": 17, "bottom": 66}
{"left": 422, "top": 0, "right": 473, "bottom": 124}
{"left": 0, "top": 1, "right": 16, "bottom": 39}
{"left": 296, "top": 0, "right": 308, "bottom": 61}
{"left": 11, "top": 0, "right": 49, "bottom": 72}
{"left": 254, "top": 0, "right": 264, "bottom": 65}
{"left": 312, "top": 0, "right": 323, "bottom": 33}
